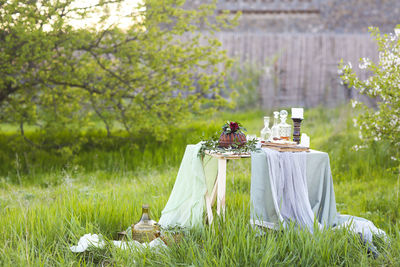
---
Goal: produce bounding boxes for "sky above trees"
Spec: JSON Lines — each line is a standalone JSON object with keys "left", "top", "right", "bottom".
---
{"left": 69, "top": 0, "right": 143, "bottom": 30}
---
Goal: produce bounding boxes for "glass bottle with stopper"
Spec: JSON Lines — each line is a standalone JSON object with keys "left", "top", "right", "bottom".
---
{"left": 260, "top": 116, "right": 272, "bottom": 141}
{"left": 271, "top": 111, "right": 280, "bottom": 140}
{"left": 279, "top": 110, "right": 291, "bottom": 141}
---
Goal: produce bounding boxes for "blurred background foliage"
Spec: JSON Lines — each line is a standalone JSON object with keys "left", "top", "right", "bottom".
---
{"left": 224, "top": 61, "right": 264, "bottom": 111}
{"left": 0, "top": 105, "right": 397, "bottom": 186}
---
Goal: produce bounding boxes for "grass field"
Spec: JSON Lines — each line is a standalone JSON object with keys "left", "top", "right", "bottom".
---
{"left": 0, "top": 106, "right": 399, "bottom": 266}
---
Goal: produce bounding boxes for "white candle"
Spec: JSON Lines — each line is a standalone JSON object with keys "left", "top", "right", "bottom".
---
{"left": 291, "top": 108, "right": 304, "bottom": 119}
{"left": 301, "top": 133, "right": 310, "bottom": 147}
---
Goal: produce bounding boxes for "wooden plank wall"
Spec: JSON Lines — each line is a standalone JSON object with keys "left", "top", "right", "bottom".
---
{"left": 215, "top": 32, "right": 378, "bottom": 108}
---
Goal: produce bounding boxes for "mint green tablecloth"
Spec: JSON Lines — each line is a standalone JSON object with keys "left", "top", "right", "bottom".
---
{"left": 250, "top": 148, "right": 338, "bottom": 228}
{"left": 251, "top": 147, "right": 386, "bottom": 247}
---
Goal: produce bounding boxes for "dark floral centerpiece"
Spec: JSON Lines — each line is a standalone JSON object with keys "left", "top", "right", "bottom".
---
{"left": 199, "top": 121, "right": 258, "bottom": 157}
{"left": 219, "top": 121, "right": 247, "bottom": 148}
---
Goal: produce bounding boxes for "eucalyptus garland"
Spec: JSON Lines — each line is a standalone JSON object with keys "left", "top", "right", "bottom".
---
{"left": 198, "top": 134, "right": 259, "bottom": 157}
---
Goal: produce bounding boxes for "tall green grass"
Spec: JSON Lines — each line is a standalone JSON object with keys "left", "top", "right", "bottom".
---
{"left": 0, "top": 105, "right": 399, "bottom": 266}
{"left": 0, "top": 119, "right": 222, "bottom": 185}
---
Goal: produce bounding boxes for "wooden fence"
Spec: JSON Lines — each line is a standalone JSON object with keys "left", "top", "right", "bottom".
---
{"left": 217, "top": 0, "right": 320, "bottom": 13}
{"left": 215, "top": 33, "right": 378, "bottom": 108}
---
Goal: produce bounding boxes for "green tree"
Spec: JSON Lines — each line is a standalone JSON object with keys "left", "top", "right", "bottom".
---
{"left": 0, "top": 0, "right": 236, "bottom": 148}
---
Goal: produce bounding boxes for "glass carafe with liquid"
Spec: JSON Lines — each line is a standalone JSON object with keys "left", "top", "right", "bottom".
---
{"left": 278, "top": 110, "right": 291, "bottom": 141}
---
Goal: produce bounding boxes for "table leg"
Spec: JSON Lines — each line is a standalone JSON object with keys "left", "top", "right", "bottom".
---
{"left": 217, "top": 158, "right": 227, "bottom": 216}
{"left": 205, "top": 178, "right": 218, "bottom": 224}
{"left": 205, "top": 193, "right": 213, "bottom": 224}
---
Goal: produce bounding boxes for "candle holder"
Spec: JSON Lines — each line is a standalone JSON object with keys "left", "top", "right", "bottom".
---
{"left": 292, "top": 118, "right": 303, "bottom": 144}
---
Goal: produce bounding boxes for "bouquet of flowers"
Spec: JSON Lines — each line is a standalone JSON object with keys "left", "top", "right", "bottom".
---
{"left": 221, "top": 121, "right": 246, "bottom": 134}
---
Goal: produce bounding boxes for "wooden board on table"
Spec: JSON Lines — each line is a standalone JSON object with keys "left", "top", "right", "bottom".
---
{"left": 262, "top": 143, "right": 310, "bottom": 152}
{"left": 205, "top": 151, "right": 251, "bottom": 159}
{"left": 263, "top": 141, "right": 297, "bottom": 147}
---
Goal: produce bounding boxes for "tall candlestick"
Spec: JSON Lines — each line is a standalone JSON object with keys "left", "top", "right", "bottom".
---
{"left": 292, "top": 118, "right": 303, "bottom": 144}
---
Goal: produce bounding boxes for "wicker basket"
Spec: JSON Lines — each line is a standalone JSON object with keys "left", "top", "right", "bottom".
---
{"left": 218, "top": 132, "right": 247, "bottom": 148}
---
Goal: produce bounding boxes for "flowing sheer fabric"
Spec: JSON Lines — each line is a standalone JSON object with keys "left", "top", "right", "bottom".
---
{"left": 258, "top": 149, "right": 316, "bottom": 232}
{"left": 280, "top": 152, "right": 317, "bottom": 232}
{"left": 159, "top": 143, "right": 218, "bottom": 228}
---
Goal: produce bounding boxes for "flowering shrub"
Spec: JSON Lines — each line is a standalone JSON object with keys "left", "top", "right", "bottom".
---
{"left": 339, "top": 26, "right": 400, "bottom": 159}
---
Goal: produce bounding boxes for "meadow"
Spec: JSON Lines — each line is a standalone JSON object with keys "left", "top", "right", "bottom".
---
{"left": 0, "top": 106, "right": 399, "bottom": 266}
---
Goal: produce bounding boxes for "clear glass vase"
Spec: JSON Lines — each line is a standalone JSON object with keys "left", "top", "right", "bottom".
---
{"left": 271, "top": 111, "right": 280, "bottom": 140}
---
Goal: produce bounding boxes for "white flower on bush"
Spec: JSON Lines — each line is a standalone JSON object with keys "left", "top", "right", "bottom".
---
{"left": 339, "top": 26, "right": 400, "bottom": 158}
{"left": 359, "top": 57, "right": 371, "bottom": 70}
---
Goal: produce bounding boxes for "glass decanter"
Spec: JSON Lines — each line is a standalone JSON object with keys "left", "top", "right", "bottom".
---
{"left": 132, "top": 204, "right": 160, "bottom": 243}
{"left": 260, "top": 116, "right": 272, "bottom": 141}
{"left": 279, "top": 110, "right": 292, "bottom": 141}
{"left": 271, "top": 111, "right": 280, "bottom": 140}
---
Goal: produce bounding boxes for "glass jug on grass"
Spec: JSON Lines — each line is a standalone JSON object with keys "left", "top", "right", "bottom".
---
{"left": 132, "top": 204, "right": 160, "bottom": 243}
